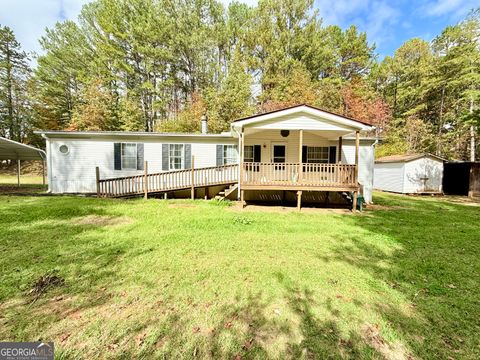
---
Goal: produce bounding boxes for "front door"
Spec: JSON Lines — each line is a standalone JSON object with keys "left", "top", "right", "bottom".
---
{"left": 272, "top": 143, "right": 286, "bottom": 163}
{"left": 271, "top": 143, "right": 287, "bottom": 180}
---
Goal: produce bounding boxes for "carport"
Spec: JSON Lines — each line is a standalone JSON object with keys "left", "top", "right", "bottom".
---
{"left": 0, "top": 137, "right": 46, "bottom": 186}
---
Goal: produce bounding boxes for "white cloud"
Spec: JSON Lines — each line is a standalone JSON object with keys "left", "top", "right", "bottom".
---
{"left": 424, "top": 0, "right": 478, "bottom": 18}
{"left": 0, "top": 0, "right": 90, "bottom": 56}
{"left": 315, "top": 0, "right": 400, "bottom": 53}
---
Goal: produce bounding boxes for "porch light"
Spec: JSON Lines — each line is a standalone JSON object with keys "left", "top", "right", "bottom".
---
{"left": 280, "top": 130, "right": 290, "bottom": 137}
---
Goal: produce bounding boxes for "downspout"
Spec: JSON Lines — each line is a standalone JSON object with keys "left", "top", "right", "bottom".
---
{"left": 232, "top": 126, "right": 242, "bottom": 199}
{"left": 41, "top": 134, "right": 52, "bottom": 193}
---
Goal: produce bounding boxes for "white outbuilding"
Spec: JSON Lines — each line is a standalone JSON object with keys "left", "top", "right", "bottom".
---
{"left": 374, "top": 154, "right": 444, "bottom": 194}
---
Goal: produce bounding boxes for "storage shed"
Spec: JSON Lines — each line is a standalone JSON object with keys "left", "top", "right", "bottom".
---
{"left": 374, "top": 154, "right": 444, "bottom": 194}
{"left": 443, "top": 162, "right": 480, "bottom": 197}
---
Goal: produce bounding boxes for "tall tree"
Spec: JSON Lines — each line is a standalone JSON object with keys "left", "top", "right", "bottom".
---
{"left": 0, "top": 25, "right": 31, "bottom": 142}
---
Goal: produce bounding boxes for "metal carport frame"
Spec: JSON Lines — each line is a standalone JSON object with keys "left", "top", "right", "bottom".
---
{"left": 0, "top": 137, "right": 46, "bottom": 186}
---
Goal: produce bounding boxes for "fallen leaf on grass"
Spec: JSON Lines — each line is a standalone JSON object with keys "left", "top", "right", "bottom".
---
{"left": 243, "top": 338, "right": 254, "bottom": 350}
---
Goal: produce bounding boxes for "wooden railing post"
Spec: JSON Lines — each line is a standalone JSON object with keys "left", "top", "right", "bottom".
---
{"left": 144, "top": 161, "right": 148, "bottom": 200}
{"left": 95, "top": 166, "right": 100, "bottom": 197}
{"left": 191, "top": 155, "right": 195, "bottom": 200}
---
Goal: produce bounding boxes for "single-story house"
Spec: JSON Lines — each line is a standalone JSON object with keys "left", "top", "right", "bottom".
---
{"left": 374, "top": 153, "right": 444, "bottom": 194}
{"left": 37, "top": 104, "right": 377, "bottom": 209}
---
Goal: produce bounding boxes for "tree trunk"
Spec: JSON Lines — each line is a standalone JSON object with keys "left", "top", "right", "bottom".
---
{"left": 470, "top": 98, "right": 475, "bottom": 162}
{"left": 436, "top": 85, "right": 445, "bottom": 156}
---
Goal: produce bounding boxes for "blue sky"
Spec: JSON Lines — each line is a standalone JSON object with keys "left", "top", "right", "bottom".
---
{"left": 0, "top": 0, "right": 477, "bottom": 60}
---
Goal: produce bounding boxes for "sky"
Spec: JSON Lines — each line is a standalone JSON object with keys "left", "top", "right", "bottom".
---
{"left": 0, "top": 0, "right": 478, "bottom": 61}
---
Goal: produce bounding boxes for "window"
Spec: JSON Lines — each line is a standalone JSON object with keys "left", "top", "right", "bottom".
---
{"left": 169, "top": 144, "right": 184, "bottom": 170}
{"left": 307, "top": 147, "right": 329, "bottom": 163}
{"left": 223, "top": 145, "right": 238, "bottom": 165}
{"left": 59, "top": 145, "right": 69, "bottom": 154}
{"left": 121, "top": 143, "right": 137, "bottom": 169}
{"left": 244, "top": 145, "right": 254, "bottom": 162}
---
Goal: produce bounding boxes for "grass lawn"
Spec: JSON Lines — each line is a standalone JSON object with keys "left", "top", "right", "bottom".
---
{"left": 0, "top": 174, "right": 45, "bottom": 185}
{"left": 0, "top": 193, "right": 478, "bottom": 359}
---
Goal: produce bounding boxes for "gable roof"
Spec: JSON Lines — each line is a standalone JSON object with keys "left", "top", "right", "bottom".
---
{"left": 375, "top": 153, "right": 445, "bottom": 164}
{"left": 231, "top": 104, "right": 374, "bottom": 131}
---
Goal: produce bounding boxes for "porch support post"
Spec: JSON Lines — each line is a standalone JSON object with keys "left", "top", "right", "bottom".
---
{"left": 239, "top": 129, "right": 244, "bottom": 199}
{"left": 352, "top": 191, "right": 358, "bottom": 213}
{"left": 297, "top": 190, "right": 302, "bottom": 211}
{"left": 17, "top": 159, "right": 20, "bottom": 187}
{"left": 354, "top": 131, "right": 359, "bottom": 183}
{"left": 95, "top": 166, "right": 100, "bottom": 197}
{"left": 144, "top": 161, "right": 148, "bottom": 200}
{"left": 298, "top": 130, "right": 303, "bottom": 182}
{"left": 241, "top": 189, "right": 245, "bottom": 208}
{"left": 42, "top": 159, "right": 46, "bottom": 185}
{"left": 191, "top": 155, "right": 195, "bottom": 200}
{"left": 338, "top": 136, "right": 343, "bottom": 163}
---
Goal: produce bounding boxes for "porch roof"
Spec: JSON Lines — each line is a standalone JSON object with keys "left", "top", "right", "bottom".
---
{"left": 231, "top": 104, "right": 374, "bottom": 137}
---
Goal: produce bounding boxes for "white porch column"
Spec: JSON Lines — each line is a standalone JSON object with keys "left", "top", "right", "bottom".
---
{"left": 355, "top": 130, "right": 359, "bottom": 183}
{"left": 298, "top": 129, "right": 303, "bottom": 182}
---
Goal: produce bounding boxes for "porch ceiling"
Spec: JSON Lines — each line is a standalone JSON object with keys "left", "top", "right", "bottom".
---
{"left": 243, "top": 127, "right": 354, "bottom": 140}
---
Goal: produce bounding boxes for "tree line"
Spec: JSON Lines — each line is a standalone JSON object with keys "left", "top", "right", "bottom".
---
{"left": 0, "top": 0, "right": 479, "bottom": 160}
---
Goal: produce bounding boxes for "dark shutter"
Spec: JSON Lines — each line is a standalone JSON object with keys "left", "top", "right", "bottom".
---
{"left": 136, "top": 143, "right": 144, "bottom": 170}
{"left": 302, "top": 146, "right": 307, "bottom": 163}
{"left": 253, "top": 145, "right": 261, "bottom": 162}
{"left": 162, "top": 144, "right": 169, "bottom": 171}
{"left": 184, "top": 144, "right": 191, "bottom": 169}
{"left": 114, "top": 143, "right": 121, "bottom": 170}
{"left": 329, "top": 146, "right": 337, "bottom": 164}
{"left": 216, "top": 145, "right": 223, "bottom": 166}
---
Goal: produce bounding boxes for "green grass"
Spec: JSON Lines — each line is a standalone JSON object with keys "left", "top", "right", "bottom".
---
{"left": 0, "top": 193, "right": 479, "bottom": 359}
{"left": 0, "top": 174, "right": 45, "bottom": 185}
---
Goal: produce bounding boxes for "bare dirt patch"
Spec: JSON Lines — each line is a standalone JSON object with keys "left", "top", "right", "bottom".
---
{"left": 228, "top": 202, "right": 352, "bottom": 214}
{"left": 365, "top": 204, "right": 404, "bottom": 211}
{"left": 73, "top": 215, "right": 133, "bottom": 227}
{"left": 361, "top": 323, "right": 414, "bottom": 360}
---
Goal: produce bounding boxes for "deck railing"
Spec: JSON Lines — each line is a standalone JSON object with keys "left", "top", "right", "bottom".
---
{"left": 242, "top": 162, "right": 357, "bottom": 188}
{"left": 97, "top": 164, "right": 238, "bottom": 198}
{"left": 97, "top": 162, "right": 357, "bottom": 198}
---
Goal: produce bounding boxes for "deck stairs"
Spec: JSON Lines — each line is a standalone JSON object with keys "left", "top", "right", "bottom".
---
{"left": 214, "top": 184, "right": 238, "bottom": 201}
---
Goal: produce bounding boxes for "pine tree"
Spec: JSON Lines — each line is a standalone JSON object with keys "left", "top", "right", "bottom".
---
{"left": 0, "top": 25, "right": 31, "bottom": 142}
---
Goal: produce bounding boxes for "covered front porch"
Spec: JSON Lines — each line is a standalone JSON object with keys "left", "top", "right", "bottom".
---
{"left": 231, "top": 105, "right": 372, "bottom": 211}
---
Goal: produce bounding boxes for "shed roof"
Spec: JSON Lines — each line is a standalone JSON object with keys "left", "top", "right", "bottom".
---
{"left": 0, "top": 137, "right": 46, "bottom": 161}
{"left": 375, "top": 153, "right": 445, "bottom": 164}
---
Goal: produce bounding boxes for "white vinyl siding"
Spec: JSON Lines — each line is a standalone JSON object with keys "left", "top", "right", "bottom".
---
{"left": 47, "top": 137, "right": 236, "bottom": 194}
{"left": 374, "top": 163, "right": 405, "bottom": 193}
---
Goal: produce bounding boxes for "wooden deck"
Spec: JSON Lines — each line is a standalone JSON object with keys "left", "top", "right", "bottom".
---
{"left": 96, "top": 162, "right": 359, "bottom": 208}
{"left": 241, "top": 162, "right": 358, "bottom": 191}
